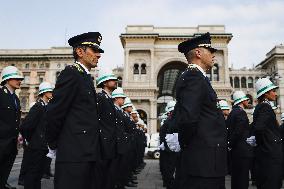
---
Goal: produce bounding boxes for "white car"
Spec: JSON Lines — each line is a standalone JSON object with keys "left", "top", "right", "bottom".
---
{"left": 146, "top": 133, "right": 160, "bottom": 159}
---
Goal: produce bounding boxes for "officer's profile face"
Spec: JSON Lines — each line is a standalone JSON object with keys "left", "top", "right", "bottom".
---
{"left": 264, "top": 89, "right": 277, "bottom": 101}
{"left": 44, "top": 92, "right": 53, "bottom": 101}
{"left": 105, "top": 80, "right": 117, "bottom": 90}
{"left": 76, "top": 47, "right": 101, "bottom": 69}
{"left": 242, "top": 99, "right": 249, "bottom": 108}
{"left": 115, "top": 97, "right": 125, "bottom": 106}
{"left": 199, "top": 47, "right": 215, "bottom": 69}
{"left": 222, "top": 109, "right": 230, "bottom": 117}
{"left": 7, "top": 78, "right": 22, "bottom": 90}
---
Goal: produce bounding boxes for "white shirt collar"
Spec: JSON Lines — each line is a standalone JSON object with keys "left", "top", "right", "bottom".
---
{"left": 76, "top": 61, "right": 90, "bottom": 74}
{"left": 188, "top": 64, "right": 207, "bottom": 77}
{"left": 4, "top": 84, "right": 15, "bottom": 94}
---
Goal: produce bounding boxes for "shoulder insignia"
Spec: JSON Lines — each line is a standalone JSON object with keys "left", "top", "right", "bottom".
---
{"left": 187, "top": 64, "right": 198, "bottom": 71}
{"left": 3, "top": 88, "right": 8, "bottom": 94}
{"left": 73, "top": 63, "right": 84, "bottom": 74}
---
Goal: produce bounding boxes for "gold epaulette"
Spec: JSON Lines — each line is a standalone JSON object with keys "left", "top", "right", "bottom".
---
{"left": 187, "top": 64, "right": 198, "bottom": 71}
{"left": 72, "top": 63, "right": 84, "bottom": 73}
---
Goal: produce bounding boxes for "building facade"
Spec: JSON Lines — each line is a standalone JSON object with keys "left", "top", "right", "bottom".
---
{"left": 0, "top": 26, "right": 283, "bottom": 132}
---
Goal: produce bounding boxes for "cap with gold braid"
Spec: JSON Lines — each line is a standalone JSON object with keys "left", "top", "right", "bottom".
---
{"left": 68, "top": 32, "right": 104, "bottom": 53}
{"left": 178, "top": 32, "right": 217, "bottom": 54}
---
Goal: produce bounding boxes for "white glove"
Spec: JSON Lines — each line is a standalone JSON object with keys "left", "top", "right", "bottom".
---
{"left": 166, "top": 133, "right": 180, "bottom": 152}
{"left": 46, "top": 147, "right": 57, "bottom": 159}
{"left": 246, "top": 136, "right": 257, "bottom": 147}
{"left": 159, "top": 142, "right": 165, "bottom": 150}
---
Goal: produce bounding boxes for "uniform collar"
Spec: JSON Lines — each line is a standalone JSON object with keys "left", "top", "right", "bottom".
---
{"left": 76, "top": 61, "right": 90, "bottom": 74}
{"left": 4, "top": 84, "right": 15, "bottom": 94}
{"left": 102, "top": 89, "right": 112, "bottom": 98}
{"left": 189, "top": 64, "right": 206, "bottom": 77}
{"left": 114, "top": 104, "right": 122, "bottom": 111}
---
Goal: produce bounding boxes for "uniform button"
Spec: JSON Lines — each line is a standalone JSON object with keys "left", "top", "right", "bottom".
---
{"left": 97, "top": 103, "right": 99, "bottom": 105}
{"left": 99, "top": 129, "right": 102, "bottom": 133}
{"left": 98, "top": 118, "right": 101, "bottom": 121}
{"left": 116, "top": 122, "right": 118, "bottom": 124}
{"left": 217, "top": 144, "right": 220, "bottom": 147}
{"left": 110, "top": 113, "right": 112, "bottom": 115}
{"left": 88, "top": 92, "right": 91, "bottom": 94}
{"left": 83, "top": 130, "right": 86, "bottom": 133}
{"left": 8, "top": 106, "right": 10, "bottom": 109}
{"left": 275, "top": 139, "right": 277, "bottom": 142}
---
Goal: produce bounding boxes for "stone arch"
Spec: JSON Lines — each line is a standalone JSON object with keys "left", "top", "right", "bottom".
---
{"left": 154, "top": 57, "right": 187, "bottom": 81}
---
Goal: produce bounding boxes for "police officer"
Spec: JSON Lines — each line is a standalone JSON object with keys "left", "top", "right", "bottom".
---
{"left": 219, "top": 100, "right": 230, "bottom": 120}
{"left": 121, "top": 98, "right": 139, "bottom": 187}
{"left": 20, "top": 82, "right": 53, "bottom": 189}
{"left": 46, "top": 32, "right": 103, "bottom": 189}
{"left": 176, "top": 32, "right": 227, "bottom": 189}
{"left": 253, "top": 78, "right": 282, "bottom": 189}
{"left": 96, "top": 72, "right": 118, "bottom": 189}
{"left": 280, "top": 113, "right": 284, "bottom": 178}
{"left": 0, "top": 66, "right": 23, "bottom": 189}
{"left": 111, "top": 88, "right": 129, "bottom": 189}
{"left": 160, "top": 101, "right": 179, "bottom": 189}
{"left": 227, "top": 91, "right": 253, "bottom": 189}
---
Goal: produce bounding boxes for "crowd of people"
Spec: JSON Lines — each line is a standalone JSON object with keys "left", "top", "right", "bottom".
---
{"left": 1, "top": 31, "right": 284, "bottom": 189}
{"left": 0, "top": 32, "right": 147, "bottom": 189}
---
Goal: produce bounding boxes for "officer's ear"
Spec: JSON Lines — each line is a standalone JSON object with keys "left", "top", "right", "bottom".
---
{"left": 195, "top": 48, "right": 202, "bottom": 59}
{"left": 75, "top": 47, "right": 86, "bottom": 58}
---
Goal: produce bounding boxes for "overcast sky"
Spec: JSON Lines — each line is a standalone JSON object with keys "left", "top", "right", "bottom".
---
{"left": 1, "top": 0, "right": 283, "bottom": 73}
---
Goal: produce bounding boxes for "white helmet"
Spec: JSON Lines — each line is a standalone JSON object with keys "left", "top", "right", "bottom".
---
{"left": 232, "top": 91, "right": 249, "bottom": 106}
{"left": 281, "top": 113, "right": 284, "bottom": 121}
{"left": 111, "top": 87, "right": 126, "bottom": 98}
{"left": 38, "top": 82, "right": 53, "bottom": 95}
{"left": 131, "top": 106, "right": 138, "bottom": 114}
{"left": 121, "top": 97, "right": 133, "bottom": 109}
{"left": 96, "top": 71, "right": 117, "bottom": 88}
{"left": 1, "top": 66, "right": 24, "bottom": 85}
{"left": 219, "top": 100, "right": 230, "bottom": 110}
{"left": 165, "top": 100, "right": 176, "bottom": 113}
{"left": 255, "top": 78, "right": 278, "bottom": 99}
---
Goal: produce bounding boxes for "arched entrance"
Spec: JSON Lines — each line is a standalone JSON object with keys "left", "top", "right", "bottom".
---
{"left": 157, "top": 61, "right": 187, "bottom": 129}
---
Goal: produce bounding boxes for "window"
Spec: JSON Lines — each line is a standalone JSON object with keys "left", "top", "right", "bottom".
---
{"left": 39, "top": 63, "right": 44, "bottom": 69}
{"left": 117, "top": 76, "right": 122, "bottom": 87}
{"left": 23, "top": 74, "right": 30, "bottom": 84}
{"left": 38, "top": 73, "right": 45, "bottom": 84}
{"left": 133, "top": 64, "right": 139, "bottom": 74}
{"left": 248, "top": 77, "right": 254, "bottom": 88}
{"left": 141, "top": 64, "right": 146, "bottom": 74}
{"left": 212, "top": 64, "right": 219, "bottom": 81}
{"left": 25, "top": 64, "right": 29, "bottom": 69}
{"left": 230, "top": 77, "right": 233, "bottom": 87}
{"left": 234, "top": 77, "right": 240, "bottom": 88}
{"left": 241, "top": 77, "right": 247, "bottom": 88}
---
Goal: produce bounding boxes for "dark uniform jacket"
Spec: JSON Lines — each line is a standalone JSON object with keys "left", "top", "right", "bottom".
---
{"left": 0, "top": 86, "right": 21, "bottom": 155}
{"left": 20, "top": 99, "right": 48, "bottom": 150}
{"left": 175, "top": 66, "right": 227, "bottom": 177}
{"left": 97, "top": 90, "right": 117, "bottom": 159}
{"left": 253, "top": 102, "right": 282, "bottom": 158}
{"left": 46, "top": 63, "right": 100, "bottom": 162}
{"left": 114, "top": 105, "right": 129, "bottom": 155}
{"left": 227, "top": 105, "right": 253, "bottom": 157}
